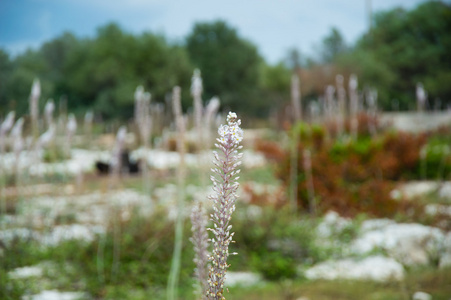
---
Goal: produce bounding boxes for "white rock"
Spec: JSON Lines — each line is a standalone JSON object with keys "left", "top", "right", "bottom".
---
{"left": 41, "top": 224, "right": 104, "bottom": 246}
{"left": 439, "top": 232, "right": 451, "bottom": 268}
{"left": 9, "top": 266, "right": 43, "bottom": 279}
{"left": 425, "top": 204, "right": 451, "bottom": 216}
{"left": 316, "top": 211, "right": 351, "bottom": 238}
{"left": 394, "top": 181, "right": 437, "bottom": 200}
{"left": 225, "top": 271, "right": 262, "bottom": 287}
{"left": 412, "top": 291, "right": 432, "bottom": 300}
{"left": 23, "top": 290, "right": 85, "bottom": 300}
{"left": 16, "top": 189, "right": 153, "bottom": 229}
{"left": 304, "top": 255, "right": 404, "bottom": 281}
{"left": 438, "top": 182, "right": 451, "bottom": 201}
{"left": 0, "top": 228, "right": 39, "bottom": 245}
{"left": 439, "top": 252, "right": 451, "bottom": 269}
{"left": 352, "top": 222, "right": 445, "bottom": 266}
{"left": 359, "top": 219, "right": 395, "bottom": 233}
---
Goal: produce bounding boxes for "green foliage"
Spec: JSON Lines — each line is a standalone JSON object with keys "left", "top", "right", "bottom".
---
{"left": 230, "top": 206, "right": 324, "bottom": 279}
{"left": 354, "top": 1, "right": 451, "bottom": 109}
{"left": 227, "top": 267, "right": 451, "bottom": 300}
{"left": 321, "top": 27, "right": 348, "bottom": 63}
{"left": 1, "top": 23, "right": 193, "bottom": 120}
{"left": 254, "top": 251, "right": 297, "bottom": 281}
{"left": 42, "top": 147, "right": 70, "bottom": 163}
{"left": 186, "top": 20, "right": 263, "bottom": 116}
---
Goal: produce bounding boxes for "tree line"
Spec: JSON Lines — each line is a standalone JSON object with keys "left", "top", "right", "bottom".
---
{"left": 0, "top": 1, "right": 450, "bottom": 120}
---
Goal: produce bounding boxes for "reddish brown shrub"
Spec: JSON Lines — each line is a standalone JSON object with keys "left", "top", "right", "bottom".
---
{"left": 275, "top": 114, "right": 429, "bottom": 218}
{"left": 254, "top": 139, "right": 285, "bottom": 163}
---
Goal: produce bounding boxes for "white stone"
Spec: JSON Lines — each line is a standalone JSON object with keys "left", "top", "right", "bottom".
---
{"left": 439, "top": 232, "right": 451, "bottom": 268}
{"left": 41, "top": 224, "right": 104, "bottom": 246}
{"left": 359, "top": 219, "right": 395, "bottom": 233}
{"left": 380, "top": 112, "right": 451, "bottom": 133}
{"left": 412, "top": 291, "right": 432, "bottom": 300}
{"left": 316, "top": 211, "right": 351, "bottom": 238}
{"left": 394, "top": 181, "right": 437, "bottom": 200}
{"left": 225, "top": 271, "right": 262, "bottom": 287}
{"left": 352, "top": 222, "right": 445, "bottom": 266}
{"left": 23, "top": 290, "right": 85, "bottom": 300}
{"left": 425, "top": 204, "right": 451, "bottom": 217}
{"left": 0, "top": 228, "right": 39, "bottom": 245}
{"left": 304, "top": 255, "right": 404, "bottom": 281}
{"left": 9, "top": 266, "right": 43, "bottom": 279}
{"left": 438, "top": 182, "right": 451, "bottom": 201}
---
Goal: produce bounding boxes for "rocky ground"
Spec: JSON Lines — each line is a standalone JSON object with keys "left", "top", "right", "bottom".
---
{"left": 2, "top": 113, "right": 451, "bottom": 299}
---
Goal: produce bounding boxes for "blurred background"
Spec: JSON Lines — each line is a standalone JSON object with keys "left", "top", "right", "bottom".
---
{"left": 1, "top": 1, "right": 451, "bottom": 300}
{"left": 1, "top": 0, "right": 450, "bottom": 120}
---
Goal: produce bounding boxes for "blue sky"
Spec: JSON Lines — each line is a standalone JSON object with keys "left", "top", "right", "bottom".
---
{"left": 0, "top": 0, "right": 432, "bottom": 64}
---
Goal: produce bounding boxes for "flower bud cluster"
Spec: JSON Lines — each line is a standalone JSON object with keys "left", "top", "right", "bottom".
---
{"left": 206, "top": 111, "right": 243, "bottom": 300}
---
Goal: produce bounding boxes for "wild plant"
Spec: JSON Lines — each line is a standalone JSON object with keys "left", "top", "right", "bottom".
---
{"left": 167, "top": 86, "right": 186, "bottom": 300}
{"left": 65, "top": 114, "right": 77, "bottom": 157}
{"left": 335, "top": 74, "right": 346, "bottom": 136}
{"left": 303, "top": 149, "right": 316, "bottom": 215}
{"left": 204, "top": 97, "right": 220, "bottom": 147}
{"left": 29, "top": 79, "right": 41, "bottom": 139}
{"left": 0, "top": 111, "right": 15, "bottom": 153}
{"left": 416, "top": 82, "right": 427, "bottom": 112}
{"left": 365, "top": 88, "right": 378, "bottom": 136}
{"left": 349, "top": 74, "right": 359, "bottom": 139}
{"left": 134, "top": 85, "right": 152, "bottom": 149}
{"left": 44, "top": 99, "right": 55, "bottom": 127}
{"left": 205, "top": 111, "right": 243, "bottom": 299}
{"left": 133, "top": 85, "right": 152, "bottom": 195}
{"left": 290, "top": 74, "right": 301, "bottom": 212}
{"left": 191, "top": 69, "right": 204, "bottom": 147}
{"left": 11, "top": 117, "right": 24, "bottom": 184}
{"left": 111, "top": 126, "right": 127, "bottom": 177}
{"left": 83, "top": 110, "right": 94, "bottom": 138}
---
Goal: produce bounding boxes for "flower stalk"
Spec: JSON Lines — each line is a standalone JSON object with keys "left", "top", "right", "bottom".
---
{"left": 206, "top": 112, "right": 243, "bottom": 300}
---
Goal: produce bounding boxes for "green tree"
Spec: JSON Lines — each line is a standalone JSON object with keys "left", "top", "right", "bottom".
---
{"left": 186, "top": 20, "right": 262, "bottom": 116}
{"left": 321, "top": 27, "right": 347, "bottom": 63}
{"left": 0, "top": 49, "right": 13, "bottom": 115}
{"left": 63, "top": 23, "right": 192, "bottom": 119}
{"left": 356, "top": 1, "right": 451, "bottom": 109}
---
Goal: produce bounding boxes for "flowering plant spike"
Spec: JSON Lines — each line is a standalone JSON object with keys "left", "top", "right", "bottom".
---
{"left": 206, "top": 111, "right": 243, "bottom": 299}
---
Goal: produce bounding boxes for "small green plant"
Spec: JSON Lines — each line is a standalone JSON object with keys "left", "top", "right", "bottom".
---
{"left": 42, "top": 147, "right": 70, "bottom": 163}
{"left": 254, "top": 251, "right": 297, "bottom": 281}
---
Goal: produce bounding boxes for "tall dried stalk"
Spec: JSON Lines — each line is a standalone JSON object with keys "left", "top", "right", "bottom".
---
{"left": 134, "top": 86, "right": 152, "bottom": 195}
{"left": 11, "top": 118, "right": 24, "bottom": 183}
{"left": 349, "top": 74, "right": 359, "bottom": 139}
{"left": 416, "top": 82, "right": 427, "bottom": 112}
{"left": 336, "top": 74, "right": 346, "bottom": 137}
{"left": 65, "top": 114, "right": 77, "bottom": 158}
{"left": 366, "top": 88, "right": 378, "bottom": 136}
{"left": 84, "top": 110, "right": 94, "bottom": 142}
{"left": 290, "top": 74, "right": 301, "bottom": 213}
{"left": 0, "top": 111, "right": 15, "bottom": 153}
{"left": 167, "top": 86, "right": 186, "bottom": 300}
{"left": 30, "top": 79, "right": 41, "bottom": 140}
{"left": 303, "top": 149, "right": 316, "bottom": 215}
{"left": 44, "top": 99, "right": 55, "bottom": 127}
{"left": 204, "top": 97, "right": 220, "bottom": 148}
{"left": 191, "top": 69, "right": 204, "bottom": 148}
